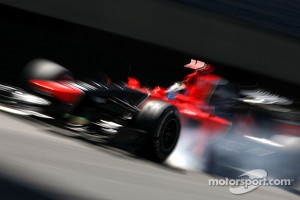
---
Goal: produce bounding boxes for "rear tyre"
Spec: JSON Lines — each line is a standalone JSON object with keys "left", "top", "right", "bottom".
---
{"left": 23, "top": 58, "right": 73, "bottom": 81}
{"left": 135, "top": 100, "right": 181, "bottom": 163}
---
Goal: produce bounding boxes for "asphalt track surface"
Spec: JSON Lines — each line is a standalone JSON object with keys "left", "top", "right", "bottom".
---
{"left": 0, "top": 111, "right": 298, "bottom": 200}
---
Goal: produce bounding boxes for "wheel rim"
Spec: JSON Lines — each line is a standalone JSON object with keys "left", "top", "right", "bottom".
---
{"left": 160, "top": 117, "right": 179, "bottom": 152}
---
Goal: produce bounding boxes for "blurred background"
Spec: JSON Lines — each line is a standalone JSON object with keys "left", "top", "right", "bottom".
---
{"left": 0, "top": 0, "right": 299, "bottom": 199}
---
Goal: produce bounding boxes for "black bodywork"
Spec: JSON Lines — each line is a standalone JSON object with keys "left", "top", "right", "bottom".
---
{"left": 0, "top": 68, "right": 181, "bottom": 163}
{"left": 69, "top": 81, "right": 148, "bottom": 122}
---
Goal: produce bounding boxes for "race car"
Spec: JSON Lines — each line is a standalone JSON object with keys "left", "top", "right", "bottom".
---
{"left": 0, "top": 59, "right": 181, "bottom": 163}
{"left": 2, "top": 58, "right": 294, "bottom": 170}
{"left": 0, "top": 58, "right": 236, "bottom": 166}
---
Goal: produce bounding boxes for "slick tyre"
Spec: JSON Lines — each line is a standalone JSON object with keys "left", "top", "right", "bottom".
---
{"left": 135, "top": 100, "right": 180, "bottom": 163}
{"left": 23, "top": 59, "right": 73, "bottom": 81}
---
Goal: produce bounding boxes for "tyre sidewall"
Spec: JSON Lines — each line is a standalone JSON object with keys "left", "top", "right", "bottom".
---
{"left": 135, "top": 100, "right": 181, "bottom": 162}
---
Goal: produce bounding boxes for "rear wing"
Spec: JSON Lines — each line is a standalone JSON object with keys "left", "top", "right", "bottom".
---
{"left": 184, "top": 59, "right": 206, "bottom": 70}
{"left": 184, "top": 59, "right": 214, "bottom": 74}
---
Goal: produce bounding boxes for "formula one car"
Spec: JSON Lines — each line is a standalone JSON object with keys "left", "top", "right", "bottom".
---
{"left": 0, "top": 59, "right": 181, "bottom": 163}
{"left": 0, "top": 58, "right": 238, "bottom": 167}
{"left": 1, "top": 58, "right": 295, "bottom": 169}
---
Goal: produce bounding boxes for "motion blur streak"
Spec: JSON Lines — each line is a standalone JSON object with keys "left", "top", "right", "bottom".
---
{"left": 167, "top": 107, "right": 300, "bottom": 192}
{"left": 0, "top": 112, "right": 297, "bottom": 199}
{"left": 166, "top": 115, "right": 231, "bottom": 171}
{"left": 177, "top": 0, "right": 300, "bottom": 38}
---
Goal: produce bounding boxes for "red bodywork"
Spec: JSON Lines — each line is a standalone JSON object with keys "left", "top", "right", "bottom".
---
{"left": 29, "top": 80, "right": 84, "bottom": 104}
{"left": 127, "top": 71, "right": 231, "bottom": 157}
